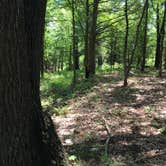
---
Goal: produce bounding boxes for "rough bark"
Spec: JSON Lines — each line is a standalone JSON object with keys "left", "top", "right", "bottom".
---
{"left": 0, "top": 1, "right": 65, "bottom": 165}
{"left": 87, "top": 0, "right": 100, "bottom": 77}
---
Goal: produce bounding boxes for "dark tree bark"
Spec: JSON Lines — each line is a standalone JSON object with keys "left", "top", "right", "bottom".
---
{"left": 87, "top": 0, "right": 100, "bottom": 77}
{"left": 164, "top": 47, "right": 166, "bottom": 70}
{"left": 75, "top": 37, "right": 80, "bottom": 70}
{"left": 141, "top": 0, "right": 149, "bottom": 72}
{"left": 84, "top": 0, "right": 90, "bottom": 78}
{"left": 123, "top": 0, "right": 129, "bottom": 86}
{"left": 159, "top": 0, "right": 166, "bottom": 76}
{"left": 123, "top": 0, "right": 147, "bottom": 86}
{"left": 155, "top": 3, "right": 161, "bottom": 69}
{"left": 97, "top": 55, "right": 103, "bottom": 66}
{"left": 0, "top": 1, "right": 65, "bottom": 165}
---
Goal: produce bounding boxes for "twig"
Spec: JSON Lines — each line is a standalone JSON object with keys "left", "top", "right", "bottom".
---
{"left": 102, "top": 117, "right": 112, "bottom": 155}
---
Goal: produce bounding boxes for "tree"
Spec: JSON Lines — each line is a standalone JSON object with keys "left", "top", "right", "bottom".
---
{"left": 158, "top": 0, "right": 166, "bottom": 76}
{"left": 71, "top": 0, "right": 77, "bottom": 83}
{"left": 123, "top": 0, "right": 148, "bottom": 86}
{"left": 84, "top": 0, "right": 90, "bottom": 78}
{"left": 141, "top": 0, "right": 149, "bottom": 72}
{"left": 123, "top": 0, "right": 129, "bottom": 86}
{"left": 154, "top": 0, "right": 166, "bottom": 71}
{"left": 0, "top": 1, "right": 65, "bottom": 165}
{"left": 85, "top": 0, "right": 100, "bottom": 78}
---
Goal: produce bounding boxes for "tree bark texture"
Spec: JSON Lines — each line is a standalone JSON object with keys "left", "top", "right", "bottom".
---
{"left": 0, "top": 1, "right": 65, "bottom": 165}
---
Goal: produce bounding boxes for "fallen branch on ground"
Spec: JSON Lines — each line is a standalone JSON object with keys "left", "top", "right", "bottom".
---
{"left": 102, "top": 117, "right": 112, "bottom": 155}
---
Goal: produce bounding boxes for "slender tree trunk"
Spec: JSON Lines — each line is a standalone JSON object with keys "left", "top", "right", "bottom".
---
{"left": 72, "top": 0, "right": 77, "bottom": 83}
{"left": 124, "top": 0, "right": 147, "bottom": 86}
{"left": 68, "top": 45, "right": 73, "bottom": 70}
{"left": 57, "top": 55, "right": 61, "bottom": 72}
{"left": 159, "top": 0, "right": 166, "bottom": 77}
{"left": 61, "top": 50, "right": 64, "bottom": 71}
{"left": 85, "top": 0, "right": 90, "bottom": 78}
{"left": 164, "top": 47, "right": 166, "bottom": 69}
{"left": 141, "top": 0, "right": 149, "bottom": 72}
{"left": 75, "top": 37, "right": 80, "bottom": 70}
{"left": 123, "top": 0, "right": 129, "bottom": 86}
{"left": 155, "top": 3, "right": 161, "bottom": 69}
{"left": 97, "top": 55, "right": 103, "bottom": 66}
{"left": 109, "top": 38, "right": 117, "bottom": 66}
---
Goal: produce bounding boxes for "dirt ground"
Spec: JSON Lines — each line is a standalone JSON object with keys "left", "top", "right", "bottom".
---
{"left": 52, "top": 74, "right": 166, "bottom": 166}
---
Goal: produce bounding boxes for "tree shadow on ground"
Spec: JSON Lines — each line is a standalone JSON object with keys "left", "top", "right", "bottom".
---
{"left": 52, "top": 74, "right": 166, "bottom": 165}
{"left": 65, "top": 131, "right": 166, "bottom": 166}
{"left": 42, "top": 74, "right": 122, "bottom": 114}
{"left": 93, "top": 75, "right": 166, "bottom": 110}
{"left": 106, "top": 85, "right": 139, "bottom": 105}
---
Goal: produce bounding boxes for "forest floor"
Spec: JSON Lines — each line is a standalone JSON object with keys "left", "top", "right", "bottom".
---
{"left": 41, "top": 71, "right": 166, "bottom": 166}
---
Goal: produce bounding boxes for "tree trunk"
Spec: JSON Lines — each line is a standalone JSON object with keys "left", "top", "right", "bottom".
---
{"left": 54, "top": 58, "right": 57, "bottom": 72}
{"left": 75, "top": 37, "right": 80, "bottom": 70}
{"left": 72, "top": 0, "right": 77, "bottom": 83}
{"left": 85, "top": 0, "right": 99, "bottom": 78}
{"left": 87, "top": 0, "right": 100, "bottom": 77}
{"left": 68, "top": 45, "right": 73, "bottom": 70}
{"left": 85, "top": 0, "right": 90, "bottom": 78}
{"left": 155, "top": 4, "right": 161, "bottom": 69}
{"left": 0, "top": 1, "right": 65, "bottom": 165}
{"left": 97, "top": 55, "right": 103, "bottom": 66}
{"left": 109, "top": 39, "right": 117, "bottom": 66}
{"left": 159, "top": 0, "right": 166, "bottom": 77}
{"left": 123, "top": 0, "right": 129, "bottom": 86}
{"left": 141, "top": 0, "right": 149, "bottom": 72}
{"left": 123, "top": 0, "right": 147, "bottom": 86}
{"left": 61, "top": 50, "right": 64, "bottom": 71}
{"left": 164, "top": 47, "right": 166, "bottom": 69}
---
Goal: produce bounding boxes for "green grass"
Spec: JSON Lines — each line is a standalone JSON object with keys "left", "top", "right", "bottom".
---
{"left": 40, "top": 70, "right": 101, "bottom": 114}
{"left": 40, "top": 64, "right": 158, "bottom": 114}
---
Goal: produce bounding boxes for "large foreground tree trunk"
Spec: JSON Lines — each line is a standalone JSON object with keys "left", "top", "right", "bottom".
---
{"left": 0, "top": 1, "right": 65, "bottom": 165}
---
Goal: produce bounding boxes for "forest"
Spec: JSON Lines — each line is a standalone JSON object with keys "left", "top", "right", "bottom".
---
{"left": 0, "top": 0, "right": 166, "bottom": 166}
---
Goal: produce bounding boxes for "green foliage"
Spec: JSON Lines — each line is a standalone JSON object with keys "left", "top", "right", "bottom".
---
{"left": 68, "top": 155, "right": 77, "bottom": 161}
{"left": 44, "top": 0, "right": 165, "bottom": 76}
{"left": 144, "top": 106, "right": 156, "bottom": 113}
{"left": 44, "top": 0, "right": 72, "bottom": 71}
{"left": 101, "top": 154, "right": 115, "bottom": 166}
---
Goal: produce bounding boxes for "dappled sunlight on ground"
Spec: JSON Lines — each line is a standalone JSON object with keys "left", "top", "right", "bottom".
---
{"left": 50, "top": 74, "right": 166, "bottom": 165}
